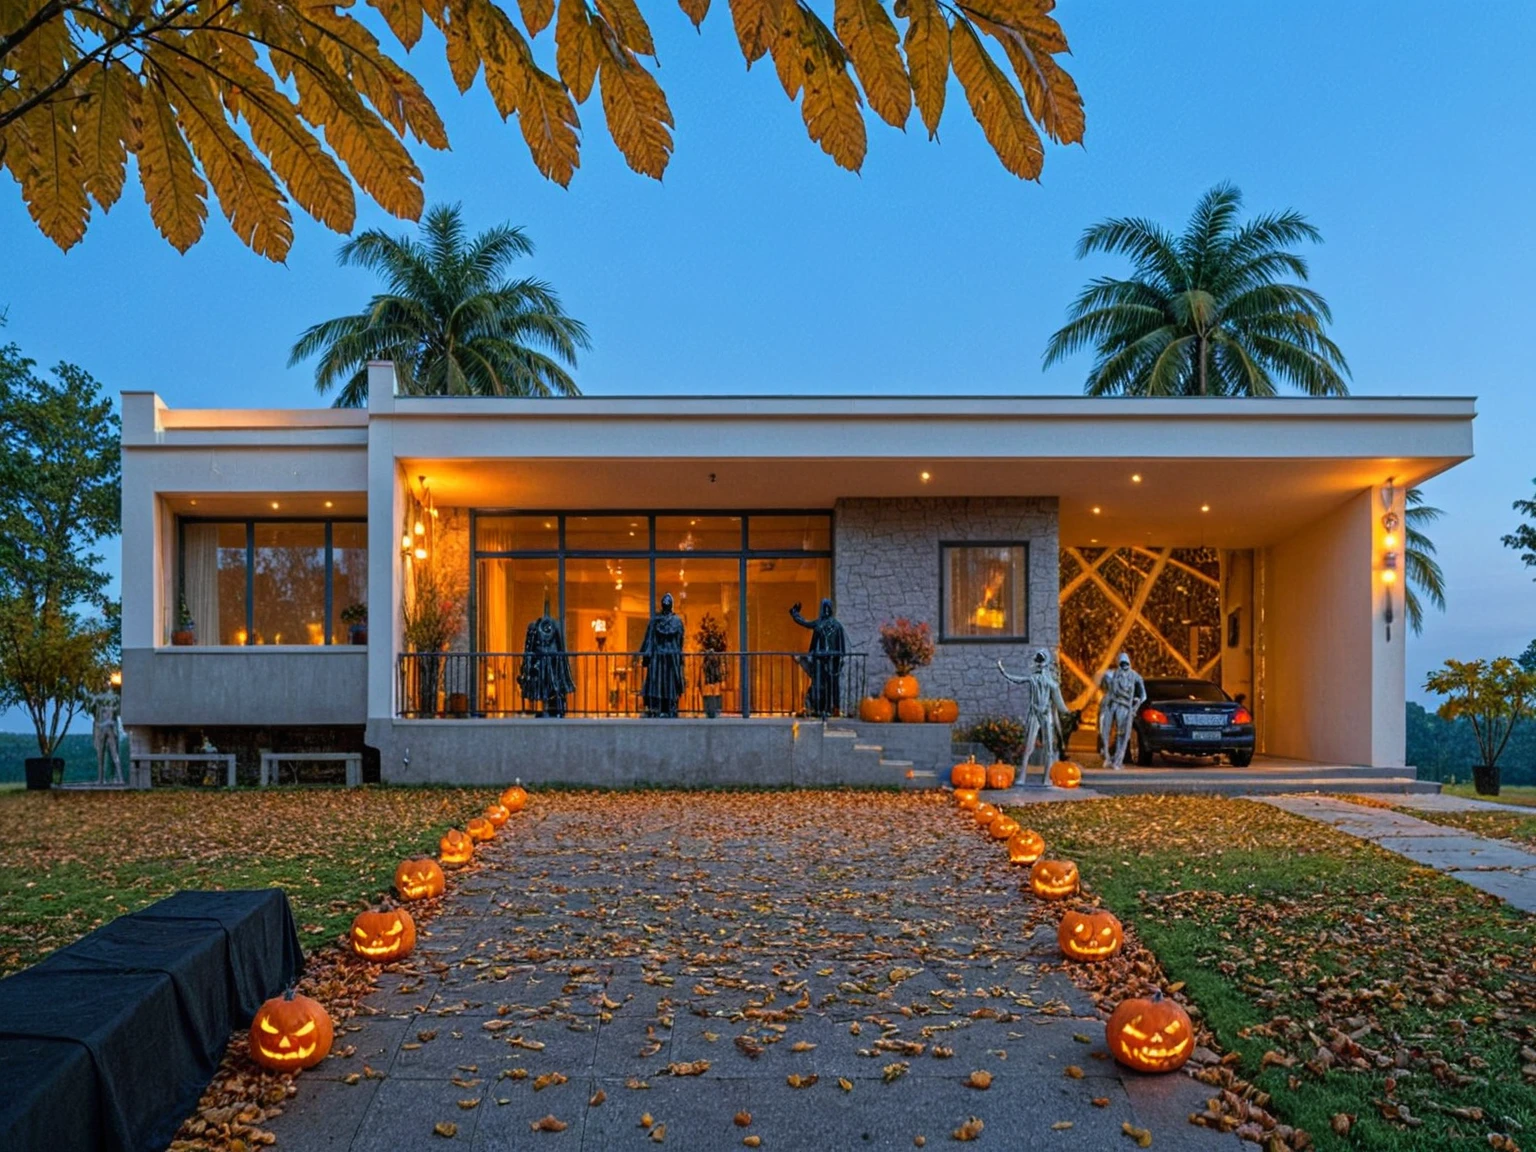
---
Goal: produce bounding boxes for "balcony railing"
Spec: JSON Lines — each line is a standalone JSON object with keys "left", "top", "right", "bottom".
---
{"left": 396, "top": 651, "right": 868, "bottom": 719}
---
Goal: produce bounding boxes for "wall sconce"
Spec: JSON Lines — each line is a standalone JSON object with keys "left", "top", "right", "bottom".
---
{"left": 591, "top": 617, "right": 609, "bottom": 652}
{"left": 109, "top": 670, "right": 122, "bottom": 690}
{"left": 1380, "top": 477, "right": 1399, "bottom": 642}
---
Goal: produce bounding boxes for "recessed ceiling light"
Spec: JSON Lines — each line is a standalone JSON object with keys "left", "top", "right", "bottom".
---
{"left": 1091, "top": 506, "right": 1101, "bottom": 515}
{"left": 1200, "top": 504, "right": 1210, "bottom": 513}
{"left": 324, "top": 500, "right": 334, "bottom": 509}
{"left": 1090, "top": 538, "right": 1099, "bottom": 544}
{"left": 189, "top": 499, "right": 198, "bottom": 506}
{"left": 920, "top": 471, "right": 932, "bottom": 483}
{"left": 270, "top": 501, "right": 280, "bottom": 509}
{"left": 1131, "top": 473, "right": 1142, "bottom": 484}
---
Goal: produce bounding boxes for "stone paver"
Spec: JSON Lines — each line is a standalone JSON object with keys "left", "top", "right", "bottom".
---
{"left": 267, "top": 792, "right": 1237, "bottom": 1151}
{"left": 1256, "top": 795, "right": 1536, "bottom": 913}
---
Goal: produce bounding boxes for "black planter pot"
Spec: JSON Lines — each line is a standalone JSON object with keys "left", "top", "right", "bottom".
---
{"left": 703, "top": 693, "right": 723, "bottom": 719}
{"left": 24, "top": 757, "right": 63, "bottom": 790}
{"left": 349, "top": 624, "right": 368, "bottom": 645}
{"left": 1472, "top": 763, "right": 1501, "bottom": 796}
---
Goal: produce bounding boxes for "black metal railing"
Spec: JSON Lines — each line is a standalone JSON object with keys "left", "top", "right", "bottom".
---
{"left": 396, "top": 651, "right": 868, "bottom": 719}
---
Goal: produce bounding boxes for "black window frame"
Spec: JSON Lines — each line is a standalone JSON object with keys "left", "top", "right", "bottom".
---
{"left": 937, "top": 540, "right": 1031, "bottom": 645}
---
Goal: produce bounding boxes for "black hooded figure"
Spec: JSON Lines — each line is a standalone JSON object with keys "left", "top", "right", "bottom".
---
{"left": 790, "top": 598, "right": 848, "bottom": 718}
{"left": 639, "top": 593, "right": 686, "bottom": 717}
{"left": 518, "top": 605, "right": 575, "bottom": 716}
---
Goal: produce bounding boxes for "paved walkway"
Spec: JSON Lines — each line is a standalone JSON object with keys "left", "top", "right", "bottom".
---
{"left": 268, "top": 792, "right": 1237, "bottom": 1150}
{"left": 1257, "top": 794, "right": 1536, "bottom": 913}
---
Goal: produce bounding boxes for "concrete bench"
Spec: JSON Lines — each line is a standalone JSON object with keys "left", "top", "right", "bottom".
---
{"left": 129, "top": 752, "right": 237, "bottom": 789}
{"left": 259, "top": 751, "right": 362, "bottom": 787}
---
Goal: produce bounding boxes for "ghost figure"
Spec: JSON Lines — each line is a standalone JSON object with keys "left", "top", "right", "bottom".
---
{"left": 92, "top": 693, "right": 123, "bottom": 784}
{"left": 1097, "top": 652, "right": 1147, "bottom": 770}
{"left": 790, "top": 599, "right": 848, "bottom": 718}
{"left": 639, "top": 593, "right": 686, "bottom": 717}
{"left": 997, "top": 649, "right": 1073, "bottom": 785}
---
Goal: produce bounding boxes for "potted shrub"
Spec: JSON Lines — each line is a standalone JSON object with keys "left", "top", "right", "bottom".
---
{"left": 878, "top": 617, "right": 935, "bottom": 701}
{"left": 171, "top": 593, "right": 196, "bottom": 646}
{"left": 341, "top": 602, "right": 368, "bottom": 645}
{"left": 696, "top": 613, "right": 728, "bottom": 718}
{"left": 1424, "top": 656, "right": 1536, "bottom": 795}
{"left": 967, "top": 715, "right": 1026, "bottom": 767}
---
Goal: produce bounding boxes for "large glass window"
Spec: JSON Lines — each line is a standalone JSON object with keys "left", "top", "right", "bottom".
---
{"left": 940, "top": 543, "right": 1028, "bottom": 642}
{"left": 177, "top": 519, "right": 366, "bottom": 645}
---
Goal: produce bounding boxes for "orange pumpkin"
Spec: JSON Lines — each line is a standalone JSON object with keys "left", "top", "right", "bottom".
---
{"left": 859, "top": 695, "right": 896, "bottom": 723}
{"left": 925, "top": 698, "right": 960, "bottom": 724}
{"left": 350, "top": 907, "right": 416, "bottom": 960}
{"left": 973, "top": 802, "right": 999, "bottom": 828}
{"left": 882, "top": 675, "right": 920, "bottom": 702}
{"left": 955, "top": 789, "right": 981, "bottom": 811}
{"left": 249, "top": 991, "right": 333, "bottom": 1071}
{"left": 500, "top": 783, "right": 527, "bottom": 813}
{"left": 394, "top": 856, "right": 445, "bottom": 900}
{"left": 466, "top": 816, "right": 496, "bottom": 842}
{"left": 1106, "top": 993, "right": 1193, "bottom": 1073}
{"left": 1029, "top": 858, "right": 1079, "bottom": 900}
{"left": 1006, "top": 828, "right": 1046, "bottom": 864}
{"left": 896, "top": 698, "right": 926, "bottom": 723}
{"left": 1049, "top": 760, "right": 1083, "bottom": 788}
{"left": 440, "top": 828, "right": 474, "bottom": 867}
{"left": 985, "top": 762, "right": 1016, "bottom": 790}
{"left": 483, "top": 803, "right": 510, "bottom": 828}
{"left": 951, "top": 757, "right": 987, "bottom": 791}
{"left": 989, "top": 814, "right": 1020, "bottom": 841}
{"left": 1057, "top": 907, "right": 1123, "bottom": 962}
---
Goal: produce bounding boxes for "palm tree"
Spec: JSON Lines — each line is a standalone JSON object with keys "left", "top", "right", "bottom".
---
{"left": 291, "top": 204, "right": 590, "bottom": 407}
{"left": 1044, "top": 183, "right": 1350, "bottom": 397}
{"left": 1404, "top": 487, "right": 1446, "bottom": 635}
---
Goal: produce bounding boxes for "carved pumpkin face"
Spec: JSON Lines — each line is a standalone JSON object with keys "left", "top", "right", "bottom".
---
{"left": 974, "top": 802, "right": 999, "bottom": 828}
{"left": 1049, "top": 760, "right": 1083, "bottom": 788}
{"left": 394, "top": 856, "right": 445, "bottom": 900}
{"left": 249, "top": 991, "right": 333, "bottom": 1070}
{"left": 483, "top": 803, "right": 510, "bottom": 828}
{"left": 500, "top": 784, "right": 527, "bottom": 813}
{"left": 1106, "top": 994, "right": 1193, "bottom": 1073}
{"left": 350, "top": 908, "right": 416, "bottom": 960}
{"left": 466, "top": 816, "right": 496, "bottom": 842}
{"left": 955, "top": 789, "right": 981, "bottom": 811}
{"left": 1057, "top": 907, "right": 1123, "bottom": 962}
{"left": 951, "top": 759, "right": 986, "bottom": 791}
{"left": 989, "top": 814, "right": 1021, "bottom": 841}
{"left": 1007, "top": 829, "right": 1046, "bottom": 864}
{"left": 985, "top": 763, "right": 1016, "bottom": 790}
{"left": 440, "top": 828, "right": 474, "bottom": 867}
{"left": 1029, "top": 858, "right": 1079, "bottom": 899}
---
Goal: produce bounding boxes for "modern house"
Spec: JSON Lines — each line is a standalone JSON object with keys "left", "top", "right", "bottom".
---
{"left": 119, "top": 364, "right": 1475, "bottom": 785}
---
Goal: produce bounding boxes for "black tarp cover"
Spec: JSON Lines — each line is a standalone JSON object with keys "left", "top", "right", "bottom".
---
{"left": 0, "top": 889, "right": 302, "bottom": 1152}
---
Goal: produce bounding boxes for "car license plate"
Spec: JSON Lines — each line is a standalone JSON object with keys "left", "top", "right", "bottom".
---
{"left": 1190, "top": 729, "right": 1221, "bottom": 741}
{"left": 1184, "top": 713, "right": 1225, "bottom": 726}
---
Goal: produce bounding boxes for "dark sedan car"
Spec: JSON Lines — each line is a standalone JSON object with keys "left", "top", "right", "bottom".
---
{"left": 1128, "top": 678, "right": 1255, "bottom": 767}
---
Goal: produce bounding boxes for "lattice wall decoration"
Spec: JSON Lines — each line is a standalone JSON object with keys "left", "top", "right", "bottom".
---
{"left": 1059, "top": 547, "right": 1223, "bottom": 718}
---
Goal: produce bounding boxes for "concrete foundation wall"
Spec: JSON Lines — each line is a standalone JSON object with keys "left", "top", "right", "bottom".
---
{"left": 833, "top": 497, "right": 1059, "bottom": 727}
{"left": 122, "top": 648, "right": 368, "bottom": 726}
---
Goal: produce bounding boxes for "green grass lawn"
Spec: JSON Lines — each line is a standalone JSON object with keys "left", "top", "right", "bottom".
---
{"left": 1006, "top": 794, "right": 1536, "bottom": 1152}
{"left": 1442, "top": 782, "right": 1536, "bottom": 807}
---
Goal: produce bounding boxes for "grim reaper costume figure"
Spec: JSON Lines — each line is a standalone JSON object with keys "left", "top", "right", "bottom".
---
{"left": 92, "top": 693, "right": 124, "bottom": 783}
{"left": 518, "top": 607, "right": 575, "bottom": 717}
{"left": 1097, "top": 652, "right": 1146, "bottom": 769}
{"left": 790, "top": 599, "right": 848, "bottom": 718}
{"left": 640, "top": 593, "right": 686, "bottom": 717}
{"left": 997, "top": 648, "right": 1074, "bottom": 785}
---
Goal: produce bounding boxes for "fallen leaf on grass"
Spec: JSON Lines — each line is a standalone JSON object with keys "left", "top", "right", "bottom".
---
{"left": 640, "top": 1113, "right": 654, "bottom": 1128}
{"left": 1064, "top": 1065, "right": 1084, "bottom": 1079}
{"left": 650, "top": 1123, "right": 666, "bottom": 1142}
{"left": 791, "top": 1041, "right": 817, "bottom": 1052}
{"left": 786, "top": 1072, "right": 819, "bottom": 1088}
{"left": 665, "top": 1060, "right": 710, "bottom": 1076}
{"left": 529, "top": 1115, "right": 568, "bottom": 1132}
{"left": 839, "top": 1077, "right": 854, "bottom": 1092}
{"left": 743, "top": 1138, "right": 761, "bottom": 1148}
{"left": 456, "top": 1098, "right": 479, "bottom": 1110}
{"left": 1121, "top": 1121, "right": 1152, "bottom": 1147}
{"left": 965, "top": 1070, "right": 991, "bottom": 1090}
{"left": 882, "top": 1062, "right": 908, "bottom": 1083}
{"left": 1051, "top": 1120, "right": 1073, "bottom": 1130}
{"left": 532, "top": 1071, "right": 567, "bottom": 1091}
{"left": 433, "top": 1122, "right": 457, "bottom": 1138}
{"left": 952, "top": 1117, "right": 984, "bottom": 1141}
{"left": 734, "top": 1111, "right": 752, "bottom": 1127}
{"left": 589, "top": 1089, "right": 606, "bottom": 1106}
{"left": 1091, "top": 1097, "right": 1109, "bottom": 1108}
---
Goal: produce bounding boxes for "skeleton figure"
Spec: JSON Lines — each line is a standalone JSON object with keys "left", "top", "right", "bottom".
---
{"left": 997, "top": 649, "right": 1073, "bottom": 784}
{"left": 92, "top": 693, "right": 123, "bottom": 784}
{"left": 1097, "top": 652, "right": 1147, "bottom": 770}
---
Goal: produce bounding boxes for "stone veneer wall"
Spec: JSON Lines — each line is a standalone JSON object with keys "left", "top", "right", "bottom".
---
{"left": 833, "top": 497, "right": 1060, "bottom": 727}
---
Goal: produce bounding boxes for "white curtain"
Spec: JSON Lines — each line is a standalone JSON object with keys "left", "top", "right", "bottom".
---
{"left": 182, "top": 525, "right": 222, "bottom": 645}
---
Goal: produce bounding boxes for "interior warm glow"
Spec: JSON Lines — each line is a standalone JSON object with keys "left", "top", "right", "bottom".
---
{"left": 1200, "top": 504, "right": 1210, "bottom": 513}
{"left": 414, "top": 520, "right": 425, "bottom": 536}
{"left": 414, "top": 547, "right": 428, "bottom": 561}
{"left": 1381, "top": 568, "right": 1397, "bottom": 584}
{"left": 1091, "top": 506, "right": 1101, "bottom": 514}
{"left": 324, "top": 500, "right": 334, "bottom": 509}
{"left": 109, "top": 671, "right": 122, "bottom": 688}
{"left": 1131, "top": 473, "right": 1142, "bottom": 483}
{"left": 1383, "top": 531, "right": 1398, "bottom": 549}
{"left": 270, "top": 501, "right": 280, "bottom": 509}
{"left": 920, "top": 471, "right": 932, "bottom": 482}
{"left": 401, "top": 534, "right": 411, "bottom": 550}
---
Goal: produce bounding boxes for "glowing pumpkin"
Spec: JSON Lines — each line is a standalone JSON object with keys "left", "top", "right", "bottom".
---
{"left": 500, "top": 783, "right": 527, "bottom": 813}
{"left": 1106, "top": 993, "right": 1193, "bottom": 1073}
{"left": 249, "top": 991, "right": 333, "bottom": 1071}
{"left": 925, "top": 698, "right": 960, "bottom": 724}
{"left": 974, "top": 802, "right": 999, "bottom": 828}
{"left": 985, "top": 763, "right": 1016, "bottom": 790}
{"left": 1057, "top": 907, "right": 1123, "bottom": 962}
{"left": 440, "top": 828, "right": 474, "bottom": 867}
{"left": 394, "top": 856, "right": 445, "bottom": 900}
{"left": 350, "top": 908, "right": 416, "bottom": 960}
{"left": 882, "top": 675, "right": 919, "bottom": 702}
{"left": 1029, "top": 858, "right": 1079, "bottom": 900}
{"left": 466, "top": 816, "right": 496, "bottom": 842}
{"left": 989, "top": 814, "right": 1020, "bottom": 841}
{"left": 483, "top": 803, "right": 510, "bottom": 828}
{"left": 951, "top": 757, "right": 987, "bottom": 791}
{"left": 859, "top": 695, "right": 896, "bottom": 723}
{"left": 955, "top": 790, "right": 981, "bottom": 812}
{"left": 1007, "top": 829, "right": 1046, "bottom": 864}
{"left": 1049, "top": 760, "right": 1083, "bottom": 788}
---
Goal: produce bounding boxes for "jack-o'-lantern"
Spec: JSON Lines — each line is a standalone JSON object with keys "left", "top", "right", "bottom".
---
{"left": 859, "top": 695, "right": 896, "bottom": 723}
{"left": 951, "top": 757, "right": 986, "bottom": 791}
{"left": 394, "top": 856, "right": 445, "bottom": 900}
{"left": 925, "top": 698, "right": 960, "bottom": 724}
{"left": 974, "top": 802, "right": 999, "bottom": 828}
{"left": 1029, "top": 858, "right": 1079, "bottom": 899}
{"left": 883, "top": 674, "right": 919, "bottom": 702}
{"left": 985, "top": 762, "right": 1016, "bottom": 790}
{"left": 1057, "top": 907, "right": 1123, "bottom": 962}
{"left": 249, "top": 990, "right": 333, "bottom": 1070}
{"left": 1049, "top": 760, "right": 1082, "bottom": 788}
{"left": 1006, "top": 828, "right": 1046, "bottom": 864}
{"left": 466, "top": 816, "right": 495, "bottom": 842}
{"left": 440, "top": 828, "right": 474, "bottom": 867}
{"left": 483, "top": 803, "right": 510, "bottom": 828}
{"left": 1106, "top": 993, "right": 1193, "bottom": 1073}
{"left": 896, "top": 697, "right": 926, "bottom": 723}
{"left": 956, "top": 790, "right": 981, "bottom": 812}
{"left": 500, "top": 783, "right": 527, "bottom": 813}
{"left": 350, "top": 907, "right": 417, "bottom": 960}
{"left": 989, "top": 814, "right": 1020, "bottom": 841}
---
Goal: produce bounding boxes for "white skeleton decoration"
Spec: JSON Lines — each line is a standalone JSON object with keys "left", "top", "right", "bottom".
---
{"left": 92, "top": 693, "right": 124, "bottom": 784}
{"left": 1096, "top": 652, "right": 1147, "bottom": 770}
{"left": 997, "top": 649, "right": 1074, "bottom": 785}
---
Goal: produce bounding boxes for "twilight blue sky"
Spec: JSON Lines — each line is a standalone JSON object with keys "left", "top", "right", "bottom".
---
{"left": 3, "top": 1, "right": 1533, "bottom": 730}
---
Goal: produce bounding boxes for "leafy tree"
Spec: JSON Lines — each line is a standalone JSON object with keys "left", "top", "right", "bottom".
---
{"left": 1521, "top": 639, "right": 1536, "bottom": 675}
{"left": 290, "top": 204, "right": 589, "bottom": 406}
{"left": 0, "top": 342, "right": 120, "bottom": 758}
{"left": 1044, "top": 183, "right": 1350, "bottom": 398}
{"left": 1404, "top": 486, "right": 1446, "bottom": 636}
{"left": 0, "top": 0, "right": 1084, "bottom": 260}
{"left": 1423, "top": 657, "right": 1536, "bottom": 777}
{"left": 1502, "top": 478, "right": 1536, "bottom": 577}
